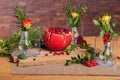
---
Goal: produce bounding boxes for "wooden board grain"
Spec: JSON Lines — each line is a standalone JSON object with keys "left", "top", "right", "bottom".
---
{"left": 18, "top": 48, "right": 86, "bottom": 66}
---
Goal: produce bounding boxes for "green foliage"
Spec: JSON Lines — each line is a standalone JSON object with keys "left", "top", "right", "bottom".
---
{"left": 0, "top": 27, "right": 42, "bottom": 56}
{"left": 15, "top": 6, "right": 27, "bottom": 24}
{"left": 15, "top": 6, "right": 30, "bottom": 31}
{"left": 0, "top": 31, "right": 21, "bottom": 56}
{"left": 93, "top": 13, "right": 119, "bottom": 39}
{"left": 109, "top": 33, "right": 120, "bottom": 40}
{"left": 64, "top": 44, "right": 77, "bottom": 53}
{"left": 65, "top": 44, "right": 95, "bottom": 66}
{"left": 93, "top": 20, "right": 100, "bottom": 27}
{"left": 63, "top": 0, "right": 87, "bottom": 27}
{"left": 18, "top": 53, "right": 27, "bottom": 60}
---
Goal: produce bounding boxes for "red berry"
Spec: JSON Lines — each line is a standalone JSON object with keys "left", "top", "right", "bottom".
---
{"left": 88, "top": 64, "right": 92, "bottom": 67}
{"left": 53, "top": 52, "right": 57, "bottom": 56}
{"left": 45, "top": 53, "right": 48, "bottom": 56}
{"left": 66, "top": 52, "right": 70, "bottom": 55}
{"left": 87, "top": 61, "right": 90, "bottom": 63}
{"left": 61, "top": 52, "right": 64, "bottom": 55}
{"left": 49, "top": 51, "right": 53, "bottom": 54}
{"left": 91, "top": 60, "right": 95, "bottom": 62}
{"left": 94, "top": 63, "right": 97, "bottom": 66}
{"left": 57, "top": 52, "right": 60, "bottom": 55}
{"left": 95, "top": 62, "right": 98, "bottom": 65}
{"left": 85, "top": 61, "right": 90, "bottom": 65}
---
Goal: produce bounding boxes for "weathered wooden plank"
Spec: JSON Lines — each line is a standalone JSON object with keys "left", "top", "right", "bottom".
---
{"left": 18, "top": 48, "right": 86, "bottom": 66}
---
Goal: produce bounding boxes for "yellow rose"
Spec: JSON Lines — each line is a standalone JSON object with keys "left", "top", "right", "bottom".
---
{"left": 0, "top": 40, "right": 3, "bottom": 42}
{"left": 71, "top": 12, "right": 79, "bottom": 18}
{"left": 102, "top": 16, "right": 111, "bottom": 22}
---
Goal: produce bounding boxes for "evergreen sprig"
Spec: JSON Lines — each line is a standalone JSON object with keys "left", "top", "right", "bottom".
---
{"left": 15, "top": 6, "right": 27, "bottom": 24}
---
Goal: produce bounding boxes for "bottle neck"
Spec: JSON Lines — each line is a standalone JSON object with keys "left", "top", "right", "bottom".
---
{"left": 22, "top": 31, "right": 28, "bottom": 38}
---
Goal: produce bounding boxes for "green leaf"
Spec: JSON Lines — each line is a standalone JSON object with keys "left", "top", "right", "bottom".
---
{"left": 100, "top": 30, "right": 105, "bottom": 38}
{"left": 82, "top": 5, "right": 87, "bottom": 13}
{"left": 65, "top": 63, "right": 69, "bottom": 66}
{"left": 68, "top": 17, "right": 73, "bottom": 26}
{"left": 71, "top": 57, "right": 74, "bottom": 60}
{"left": 18, "top": 54, "right": 27, "bottom": 60}
{"left": 112, "top": 22, "right": 116, "bottom": 28}
{"left": 74, "top": 17, "right": 80, "bottom": 27}
{"left": 93, "top": 20, "right": 100, "bottom": 26}
{"left": 109, "top": 33, "right": 119, "bottom": 40}
{"left": 64, "top": 44, "right": 77, "bottom": 53}
{"left": 77, "top": 54, "right": 81, "bottom": 59}
{"left": 25, "top": 38, "right": 29, "bottom": 46}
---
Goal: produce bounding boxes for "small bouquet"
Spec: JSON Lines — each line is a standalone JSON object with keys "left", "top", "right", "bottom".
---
{"left": 93, "top": 13, "right": 119, "bottom": 65}
{"left": 63, "top": 0, "right": 87, "bottom": 27}
{"left": 93, "top": 13, "right": 119, "bottom": 44}
{"left": 15, "top": 6, "right": 32, "bottom": 53}
{"left": 63, "top": 0, "right": 87, "bottom": 44}
{"left": 15, "top": 6, "right": 32, "bottom": 31}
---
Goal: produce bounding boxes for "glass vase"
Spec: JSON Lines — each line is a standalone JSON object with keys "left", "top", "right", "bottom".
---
{"left": 18, "top": 31, "right": 31, "bottom": 54}
{"left": 71, "top": 27, "right": 79, "bottom": 45}
{"left": 98, "top": 41, "right": 115, "bottom": 67}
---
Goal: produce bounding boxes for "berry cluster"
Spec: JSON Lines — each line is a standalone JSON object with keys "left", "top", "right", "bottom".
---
{"left": 103, "top": 32, "right": 111, "bottom": 44}
{"left": 44, "top": 51, "right": 70, "bottom": 56}
{"left": 77, "top": 36, "right": 87, "bottom": 45}
{"left": 85, "top": 60, "right": 98, "bottom": 67}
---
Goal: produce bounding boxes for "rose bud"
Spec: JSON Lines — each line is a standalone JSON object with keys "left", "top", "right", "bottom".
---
{"left": 23, "top": 19, "right": 32, "bottom": 29}
{"left": 102, "top": 15, "right": 111, "bottom": 23}
{"left": 71, "top": 12, "right": 79, "bottom": 18}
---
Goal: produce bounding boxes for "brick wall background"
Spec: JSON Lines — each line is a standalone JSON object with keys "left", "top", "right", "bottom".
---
{"left": 0, "top": 0, "right": 120, "bottom": 39}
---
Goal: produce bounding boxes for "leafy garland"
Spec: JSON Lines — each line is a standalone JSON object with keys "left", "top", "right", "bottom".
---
{"left": 65, "top": 44, "right": 96, "bottom": 66}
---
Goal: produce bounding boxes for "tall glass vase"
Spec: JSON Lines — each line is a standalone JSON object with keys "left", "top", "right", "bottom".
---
{"left": 18, "top": 31, "right": 31, "bottom": 54}
{"left": 71, "top": 27, "right": 79, "bottom": 45}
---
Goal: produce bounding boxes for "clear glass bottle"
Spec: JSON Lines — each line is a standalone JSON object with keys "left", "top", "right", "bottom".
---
{"left": 18, "top": 31, "right": 31, "bottom": 54}
{"left": 95, "top": 37, "right": 115, "bottom": 67}
{"left": 71, "top": 27, "right": 79, "bottom": 45}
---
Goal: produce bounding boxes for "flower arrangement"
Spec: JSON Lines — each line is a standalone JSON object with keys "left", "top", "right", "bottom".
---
{"left": 63, "top": 0, "right": 87, "bottom": 27}
{"left": 63, "top": 0, "right": 87, "bottom": 45}
{"left": 15, "top": 6, "right": 32, "bottom": 31}
{"left": 15, "top": 6, "right": 32, "bottom": 53}
{"left": 93, "top": 13, "right": 119, "bottom": 65}
{"left": 93, "top": 13, "right": 119, "bottom": 41}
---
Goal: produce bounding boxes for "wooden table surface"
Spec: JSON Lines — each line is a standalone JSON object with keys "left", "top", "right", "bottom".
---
{"left": 0, "top": 36, "right": 120, "bottom": 80}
